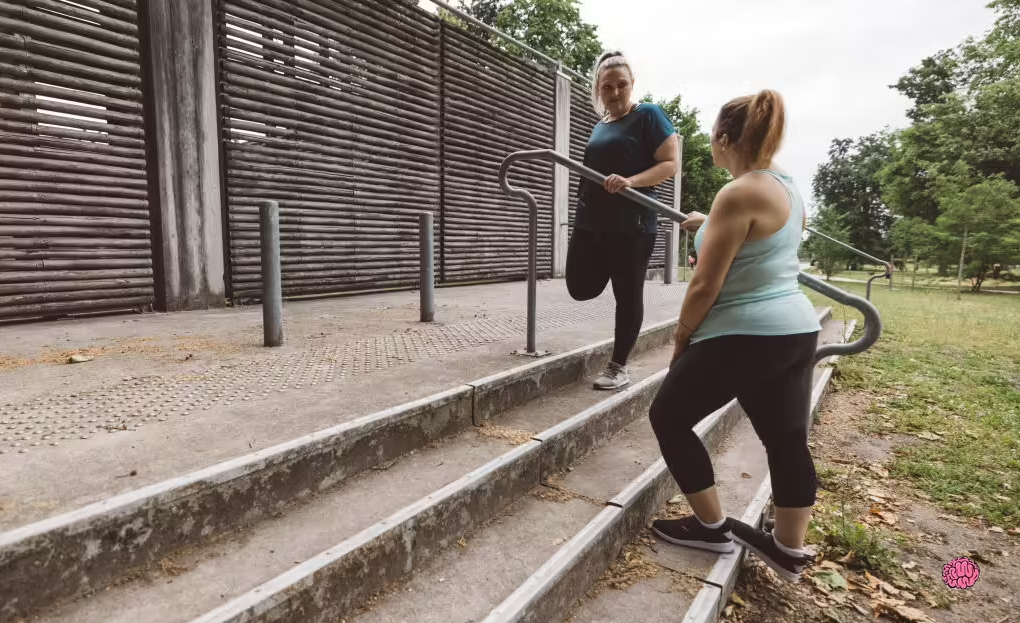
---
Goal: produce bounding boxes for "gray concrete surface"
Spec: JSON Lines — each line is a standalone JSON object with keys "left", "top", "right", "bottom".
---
{"left": 144, "top": 0, "right": 226, "bottom": 311}
{"left": 555, "top": 417, "right": 663, "bottom": 503}
{"left": 567, "top": 416, "right": 770, "bottom": 623}
{"left": 22, "top": 343, "right": 676, "bottom": 623}
{"left": 0, "top": 281, "right": 687, "bottom": 530}
{"left": 31, "top": 434, "right": 512, "bottom": 623}
{"left": 351, "top": 495, "right": 602, "bottom": 623}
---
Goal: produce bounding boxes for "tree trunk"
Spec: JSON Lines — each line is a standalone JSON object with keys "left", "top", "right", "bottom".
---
{"left": 956, "top": 225, "right": 968, "bottom": 300}
{"left": 912, "top": 255, "right": 919, "bottom": 290}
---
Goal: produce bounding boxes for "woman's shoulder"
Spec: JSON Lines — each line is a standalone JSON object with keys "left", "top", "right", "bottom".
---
{"left": 634, "top": 102, "right": 667, "bottom": 118}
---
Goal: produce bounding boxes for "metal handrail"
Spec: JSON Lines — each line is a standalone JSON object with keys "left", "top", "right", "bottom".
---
{"left": 805, "top": 229, "right": 893, "bottom": 301}
{"left": 498, "top": 149, "right": 882, "bottom": 363}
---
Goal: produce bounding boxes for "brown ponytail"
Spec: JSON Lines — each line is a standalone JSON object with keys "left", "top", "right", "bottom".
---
{"left": 714, "top": 89, "right": 786, "bottom": 168}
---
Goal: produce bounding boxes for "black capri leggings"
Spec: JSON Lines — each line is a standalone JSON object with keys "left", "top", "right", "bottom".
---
{"left": 648, "top": 331, "right": 820, "bottom": 508}
{"left": 566, "top": 229, "right": 657, "bottom": 366}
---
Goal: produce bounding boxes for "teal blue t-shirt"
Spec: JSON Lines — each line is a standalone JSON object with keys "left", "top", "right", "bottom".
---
{"left": 574, "top": 103, "right": 676, "bottom": 234}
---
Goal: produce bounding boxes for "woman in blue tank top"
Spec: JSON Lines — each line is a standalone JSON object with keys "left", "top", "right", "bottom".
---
{"left": 646, "top": 90, "right": 821, "bottom": 582}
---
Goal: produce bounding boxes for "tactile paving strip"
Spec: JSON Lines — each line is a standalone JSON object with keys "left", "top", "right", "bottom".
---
{"left": 0, "top": 286, "right": 685, "bottom": 455}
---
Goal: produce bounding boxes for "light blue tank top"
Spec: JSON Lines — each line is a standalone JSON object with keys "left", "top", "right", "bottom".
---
{"left": 690, "top": 169, "right": 821, "bottom": 344}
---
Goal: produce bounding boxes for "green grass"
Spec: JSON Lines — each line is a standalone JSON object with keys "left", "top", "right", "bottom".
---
{"left": 808, "top": 463, "right": 898, "bottom": 574}
{"left": 803, "top": 263, "right": 1020, "bottom": 293}
{"left": 805, "top": 283, "right": 1020, "bottom": 528}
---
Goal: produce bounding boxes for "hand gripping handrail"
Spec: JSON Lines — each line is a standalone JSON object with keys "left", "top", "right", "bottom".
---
{"left": 498, "top": 149, "right": 882, "bottom": 363}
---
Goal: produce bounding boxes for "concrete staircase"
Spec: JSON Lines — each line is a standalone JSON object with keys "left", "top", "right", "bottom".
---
{"left": 0, "top": 308, "right": 852, "bottom": 623}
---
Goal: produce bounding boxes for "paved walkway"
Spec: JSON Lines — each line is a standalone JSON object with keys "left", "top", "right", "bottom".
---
{"left": 0, "top": 279, "right": 686, "bottom": 529}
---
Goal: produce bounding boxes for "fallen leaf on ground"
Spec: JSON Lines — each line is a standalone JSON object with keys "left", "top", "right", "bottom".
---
{"left": 915, "top": 431, "right": 942, "bottom": 441}
{"left": 824, "top": 609, "right": 844, "bottom": 623}
{"left": 869, "top": 505, "right": 899, "bottom": 525}
{"left": 812, "top": 569, "right": 848, "bottom": 591}
{"left": 741, "top": 472, "right": 752, "bottom": 479}
{"left": 869, "top": 464, "right": 890, "bottom": 478}
{"left": 1009, "top": 527, "right": 1020, "bottom": 535}
{"left": 851, "top": 602, "right": 871, "bottom": 616}
{"left": 873, "top": 598, "right": 938, "bottom": 622}
{"left": 964, "top": 550, "right": 995, "bottom": 566}
{"left": 901, "top": 561, "right": 917, "bottom": 570}
{"left": 668, "top": 494, "right": 684, "bottom": 504}
{"left": 864, "top": 571, "right": 882, "bottom": 591}
{"left": 67, "top": 354, "right": 93, "bottom": 364}
{"left": 730, "top": 593, "right": 746, "bottom": 607}
{"left": 989, "top": 526, "right": 1005, "bottom": 534}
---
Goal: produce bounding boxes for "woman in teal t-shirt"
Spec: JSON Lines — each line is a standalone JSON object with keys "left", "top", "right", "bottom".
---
{"left": 568, "top": 50, "right": 679, "bottom": 391}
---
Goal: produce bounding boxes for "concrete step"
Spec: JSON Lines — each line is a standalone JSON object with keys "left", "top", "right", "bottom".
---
{"left": 176, "top": 309, "right": 831, "bottom": 623}
{"left": 5, "top": 307, "right": 843, "bottom": 623}
{"left": 15, "top": 332, "right": 677, "bottom": 622}
{"left": 507, "top": 318, "right": 855, "bottom": 623}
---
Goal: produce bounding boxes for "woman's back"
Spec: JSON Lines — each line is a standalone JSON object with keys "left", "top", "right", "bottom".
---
{"left": 691, "top": 170, "right": 820, "bottom": 343}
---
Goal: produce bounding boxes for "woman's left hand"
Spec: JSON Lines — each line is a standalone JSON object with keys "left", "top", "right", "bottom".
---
{"left": 604, "top": 174, "right": 633, "bottom": 194}
{"left": 671, "top": 329, "right": 690, "bottom": 366}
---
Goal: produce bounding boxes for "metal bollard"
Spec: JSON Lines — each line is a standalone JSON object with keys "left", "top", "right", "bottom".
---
{"left": 419, "top": 212, "right": 435, "bottom": 323}
{"left": 260, "top": 200, "right": 283, "bottom": 347}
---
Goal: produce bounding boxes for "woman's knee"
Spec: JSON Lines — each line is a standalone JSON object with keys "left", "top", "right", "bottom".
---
{"left": 566, "top": 273, "right": 603, "bottom": 301}
{"left": 648, "top": 390, "right": 684, "bottom": 439}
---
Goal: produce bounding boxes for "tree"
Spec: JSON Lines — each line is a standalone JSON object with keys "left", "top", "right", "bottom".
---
{"left": 640, "top": 93, "right": 730, "bottom": 214}
{"left": 812, "top": 132, "right": 895, "bottom": 263}
{"left": 891, "top": 50, "right": 962, "bottom": 122}
{"left": 935, "top": 174, "right": 1020, "bottom": 292}
{"left": 803, "top": 206, "right": 851, "bottom": 280}
{"left": 889, "top": 217, "right": 940, "bottom": 288}
{"left": 451, "top": 0, "right": 602, "bottom": 75}
{"left": 877, "top": 1, "right": 1020, "bottom": 285}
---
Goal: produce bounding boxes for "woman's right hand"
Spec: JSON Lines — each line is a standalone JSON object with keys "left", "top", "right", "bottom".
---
{"left": 680, "top": 211, "right": 706, "bottom": 232}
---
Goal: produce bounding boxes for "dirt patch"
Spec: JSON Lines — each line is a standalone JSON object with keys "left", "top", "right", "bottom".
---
{"left": 730, "top": 388, "right": 1020, "bottom": 623}
{"left": 0, "top": 336, "right": 245, "bottom": 372}
{"left": 593, "top": 543, "right": 660, "bottom": 592}
{"left": 475, "top": 424, "right": 534, "bottom": 446}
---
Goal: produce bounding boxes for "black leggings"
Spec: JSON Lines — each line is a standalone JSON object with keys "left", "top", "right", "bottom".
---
{"left": 648, "top": 332, "right": 820, "bottom": 508}
{"left": 566, "top": 229, "right": 657, "bottom": 366}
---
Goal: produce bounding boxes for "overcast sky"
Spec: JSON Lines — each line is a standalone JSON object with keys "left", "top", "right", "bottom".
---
{"left": 578, "top": 0, "right": 998, "bottom": 203}
{"left": 421, "top": 0, "right": 998, "bottom": 204}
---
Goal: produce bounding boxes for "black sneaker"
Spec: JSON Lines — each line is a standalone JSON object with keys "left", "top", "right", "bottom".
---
{"left": 651, "top": 515, "right": 735, "bottom": 553}
{"left": 725, "top": 517, "right": 815, "bottom": 581}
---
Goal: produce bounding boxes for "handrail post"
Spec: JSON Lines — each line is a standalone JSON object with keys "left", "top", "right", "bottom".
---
{"left": 508, "top": 190, "right": 546, "bottom": 357}
{"left": 527, "top": 193, "right": 538, "bottom": 354}
{"left": 419, "top": 211, "right": 435, "bottom": 323}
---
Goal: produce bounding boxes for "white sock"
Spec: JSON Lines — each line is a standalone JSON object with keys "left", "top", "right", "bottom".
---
{"left": 696, "top": 515, "right": 726, "bottom": 530}
{"left": 772, "top": 535, "right": 807, "bottom": 557}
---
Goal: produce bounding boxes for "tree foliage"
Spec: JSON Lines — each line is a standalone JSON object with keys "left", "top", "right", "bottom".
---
{"left": 803, "top": 206, "right": 852, "bottom": 280}
{"left": 451, "top": 0, "right": 602, "bottom": 75}
{"left": 640, "top": 94, "right": 730, "bottom": 214}
{"left": 814, "top": 0, "right": 1020, "bottom": 291}
{"left": 812, "top": 133, "right": 895, "bottom": 261}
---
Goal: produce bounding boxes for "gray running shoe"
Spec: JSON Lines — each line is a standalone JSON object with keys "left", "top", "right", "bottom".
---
{"left": 593, "top": 361, "right": 630, "bottom": 390}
